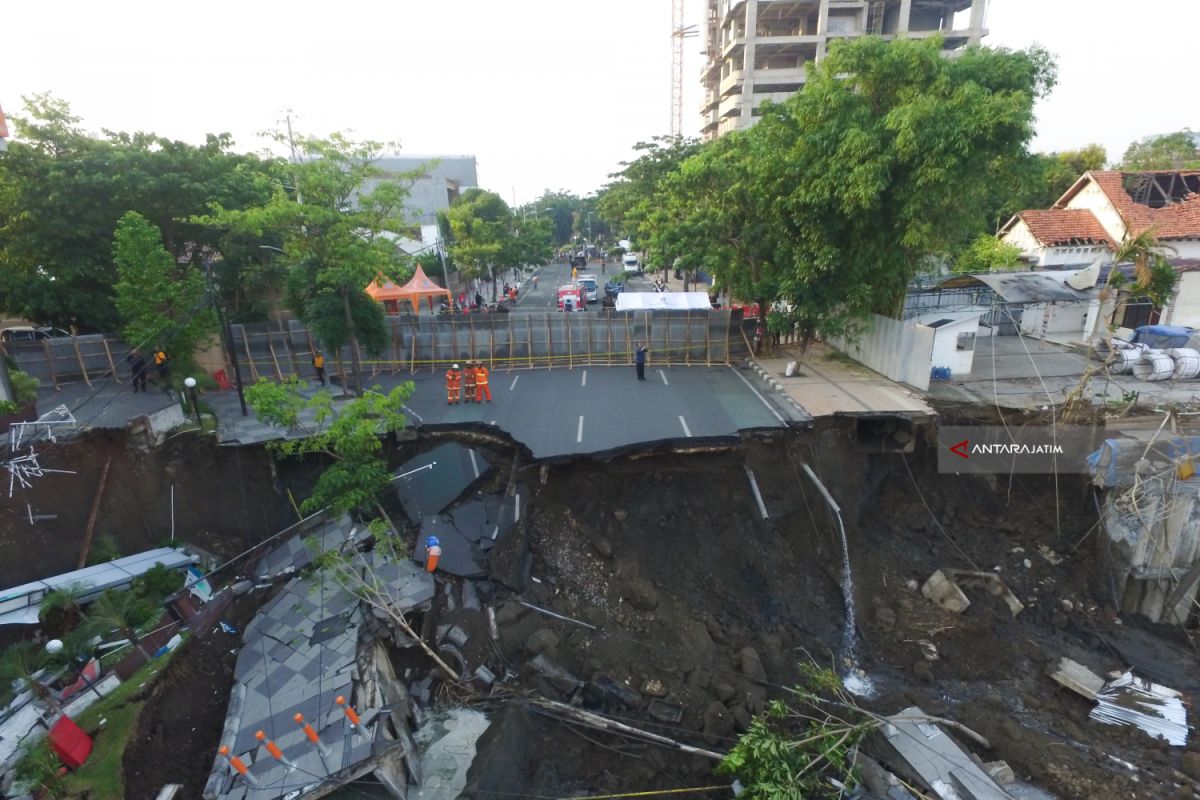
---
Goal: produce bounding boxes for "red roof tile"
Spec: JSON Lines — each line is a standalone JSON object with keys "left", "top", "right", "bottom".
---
{"left": 1013, "top": 209, "right": 1116, "bottom": 247}
{"left": 1060, "top": 171, "right": 1200, "bottom": 241}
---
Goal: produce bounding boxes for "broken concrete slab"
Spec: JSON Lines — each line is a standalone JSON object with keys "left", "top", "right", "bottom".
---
{"left": 883, "top": 706, "right": 1014, "bottom": 800}
{"left": 1046, "top": 657, "right": 1106, "bottom": 701}
{"left": 530, "top": 654, "right": 582, "bottom": 695}
{"left": 413, "top": 517, "right": 488, "bottom": 578}
{"left": 647, "top": 699, "right": 684, "bottom": 724}
{"left": 946, "top": 570, "right": 1025, "bottom": 617}
{"left": 922, "top": 570, "right": 971, "bottom": 614}
{"left": 394, "top": 443, "right": 494, "bottom": 523}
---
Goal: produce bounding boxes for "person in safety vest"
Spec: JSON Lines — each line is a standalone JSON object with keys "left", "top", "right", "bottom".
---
{"left": 463, "top": 360, "right": 477, "bottom": 403}
{"left": 476, "top": 360, "right": 491, "bottom": 402}
{"left": 446, "top": 364, "right": 461, "bottom": 404}
{"left": 312, "top": 349, "right": 326, "bottom": 384}
{"left": 153, "top": 346, "right": 171, "bottom": 392}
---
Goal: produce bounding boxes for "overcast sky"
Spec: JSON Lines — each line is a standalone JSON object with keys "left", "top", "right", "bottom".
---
{"left": 4, "top": 0, "right": 1196, "bottom": 205}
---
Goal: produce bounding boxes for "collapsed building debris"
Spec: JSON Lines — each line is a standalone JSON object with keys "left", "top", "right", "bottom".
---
{"left": 1047, "top": 657, "right": 1190, "bottom": 746}
{"left": 1088, "top": 432, "right": 1200, "bottom": 625}
{"left": 921, "top": 569, "right": 1024, "bottom": 616}
{"left": 881, "top": 707, "right": 1014, "bottom": 800}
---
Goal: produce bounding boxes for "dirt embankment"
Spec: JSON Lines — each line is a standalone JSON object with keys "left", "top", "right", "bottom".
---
{"left": 465, "top": 427, "right": 1198, "bottom": 799}
{"left": 0, "top": 431, "right": 312, "bottom": 588}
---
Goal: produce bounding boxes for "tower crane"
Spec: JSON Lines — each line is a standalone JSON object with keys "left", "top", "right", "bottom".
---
{"left": 670, "top": 0, "right": 698, "bottom": 138}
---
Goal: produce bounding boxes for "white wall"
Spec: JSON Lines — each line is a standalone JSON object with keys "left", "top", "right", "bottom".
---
{"left": 1000, "top": 219, "right": 1043, "bottom": 262}
{"left": 1063, "top": 180, "right": 1128, "bottom": 243}
{"left": 1167, "top": 239, "right": 1200, "bottom": 260}
{"left": 1164, "top": 271, "right": 1200, "bottom": 326}
{"left": 929, "top": 318, "right": 979, "bottom": 376}
{"left": 828, "top": 314, "right": 936, "bottom": 391}
{"left": 1019, "top": 302, "right": 1092, "bottom": 341}
{"left": 1039, "top": 244, "right": 1110, "bottom": 267}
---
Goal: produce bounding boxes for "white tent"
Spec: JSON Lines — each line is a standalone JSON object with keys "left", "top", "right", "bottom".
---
{"left": 615, "top": 292, "right": 712, "bottom": 311}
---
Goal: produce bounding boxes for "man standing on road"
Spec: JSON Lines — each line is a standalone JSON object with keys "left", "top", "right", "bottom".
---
{"left": 635, "top": 342, "right": 648, "bottom": 381}
{"left": 476, "top": 361, "right": 491, "bottom": 402}
{"left": 446, "top": 364, "right": 461, "bottom": 405}
{"left": 153, "top": 346, "right": 170, "bottom": 391}
{"left": 128, "top": 348, "right": 148, "bottom": 393}
{"left": 312, "top": 349, "right": 326, "bottom": 385}
{"left": 463, "top": 360, "right": 477, "bottom": 403}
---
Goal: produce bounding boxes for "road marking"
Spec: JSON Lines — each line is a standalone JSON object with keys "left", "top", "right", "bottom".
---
{"left": 581, "top": 370, "right": 587, "bottom": 387}
{"left": 469, "top": 449, "right": 480, "bottom": 479}
{"left": 678, "top": 415, "right": 692, "bottom": 437}
{"left": 514, "top": 492, "right": 521, "bottom": 522}
{"left": 510, "top": 375, "right": 519, "bottom": 391}
{"left": 728, "top": 365, "right": 787, "bottom": 424}
{"left": 659, "top": 370, "right": 669, "bottom": 386}
{"left": 744, "top": 465, "right": 770, "bottom": 520}
{"left": 576, "top": 415, "right": 584, "bottom": 443}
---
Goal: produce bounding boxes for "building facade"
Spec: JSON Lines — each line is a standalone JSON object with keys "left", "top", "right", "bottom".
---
{"left": 357, "top": 155, "right": 479, "bottom": 226}
{"left": 700, "top": 0, "right": 988, "bottom": 139}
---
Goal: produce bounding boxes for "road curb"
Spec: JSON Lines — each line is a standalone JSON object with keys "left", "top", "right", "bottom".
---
{"left": 746, "top": 359, "right": 810, "bottom": 418}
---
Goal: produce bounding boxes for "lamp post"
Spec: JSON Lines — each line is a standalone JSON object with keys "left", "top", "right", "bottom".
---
{"left": 184, "top": 377, "right": 201, "bottom": 427}
{"left": 204, "top": 261, "right": 249, "bottom": 416}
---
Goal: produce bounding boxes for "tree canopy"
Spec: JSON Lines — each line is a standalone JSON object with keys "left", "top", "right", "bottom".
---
{"left": 0, "top": 94, "right": 282, "bottom": 331}
{"left": 1120, "top": 130, "right": 1200, "bottom": 171}
{"left": 602, "top": 37, "right": 1055, "bottom": 343}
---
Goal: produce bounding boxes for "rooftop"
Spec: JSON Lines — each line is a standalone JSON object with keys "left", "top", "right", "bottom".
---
{"left": 1011, "top": 209, "right": 1116, "bottom": 248}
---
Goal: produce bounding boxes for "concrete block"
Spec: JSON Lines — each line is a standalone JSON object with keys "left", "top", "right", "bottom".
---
{"left": 921, "top": 570, "right": 970, "bottom": 614}
{"left": 1047, "top": 657, "right": 1105, "bottom": 701}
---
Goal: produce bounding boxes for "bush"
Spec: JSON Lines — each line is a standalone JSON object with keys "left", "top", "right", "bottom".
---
{"left": 87, "top": 535, "right": 121, "bottom": 566}
{"left": 130, "top": 563, "right": 184, "bottom": 602}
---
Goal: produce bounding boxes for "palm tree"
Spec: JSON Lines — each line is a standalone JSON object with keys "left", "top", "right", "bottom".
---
{"left": 38, "top": 583, "right": 86, "bottom": 637}
{"left": 1104, "top": 229, "right": 1178, "bottom": 328}
{"left": 82, "top": 590, "right": 152, "bottom": 659}
{"left": 0, "top": 642, "right": 58, "bottom": 711}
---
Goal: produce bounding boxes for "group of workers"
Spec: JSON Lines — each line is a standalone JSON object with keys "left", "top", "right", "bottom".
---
{"left": 445, "top": 361, "right": 491, "bottom": 405}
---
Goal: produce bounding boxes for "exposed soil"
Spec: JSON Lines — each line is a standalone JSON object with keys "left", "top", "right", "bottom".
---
{"left": 123, "top": 592, "right": 266, "bottom": 800}
{"left": 0, "top": 430, "right": 315, "bottom": 589}
{"left": 7, "top": 422, "right": 1198, "bottom": 799}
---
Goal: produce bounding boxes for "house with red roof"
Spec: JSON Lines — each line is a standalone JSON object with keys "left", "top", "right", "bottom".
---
{"left": 1001, "top": 170, "right": 1200, "bottom": 266}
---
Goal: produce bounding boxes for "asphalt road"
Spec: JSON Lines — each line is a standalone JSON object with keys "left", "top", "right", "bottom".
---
{"left": 505, "top": 258, "right": 661, "bottom": 313}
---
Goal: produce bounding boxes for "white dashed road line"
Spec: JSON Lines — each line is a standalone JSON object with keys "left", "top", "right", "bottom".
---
{"left": 659, "top": 370, "right": 669, "bottom": 386}
{"left": 577, "top": 415, "right": 584, "bottom": 443}
{"left": 469, "top": 449, "right": 480, "bottom": 478}
{"left": 678, "top": 415, "right": 692, "bottom": 437}
{"left": 728, "top": 365, "right": 786, "bottom": 424}
{"left": 581, "top": 370, "right": 587, "bottom": 387}
{"left": 510, "top": 375, "right": 519, "bottom": 391}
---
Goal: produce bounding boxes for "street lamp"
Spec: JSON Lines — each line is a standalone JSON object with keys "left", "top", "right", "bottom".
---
{"left": 184, "top": 377, "right": 201, "bottom": 427}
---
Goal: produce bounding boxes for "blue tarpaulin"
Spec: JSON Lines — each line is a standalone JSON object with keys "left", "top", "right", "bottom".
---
{"left": 1133, "top": 325, "right": 1194, "bottom": 348}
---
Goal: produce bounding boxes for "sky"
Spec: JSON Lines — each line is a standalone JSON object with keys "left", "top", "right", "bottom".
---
{"left": 3, "top": 0, "right": 1197, "bottom": 206}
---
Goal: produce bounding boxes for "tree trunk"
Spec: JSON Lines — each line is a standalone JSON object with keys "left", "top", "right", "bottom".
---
{"left": 341, "top": 287, "right": 363, "bottom": 396}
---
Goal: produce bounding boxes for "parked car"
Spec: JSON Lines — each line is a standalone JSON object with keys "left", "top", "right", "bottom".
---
{"left": 622, "top": 254, "right": 641, "bottom": 274}
{"left": 604, "top": 279, "right": 623, "bottom": 299}
{"left": 1, "top": 325, "right": 71, "bottom": 344}
{"left": 571, "top": 253, "right": 588, "bottom": 269}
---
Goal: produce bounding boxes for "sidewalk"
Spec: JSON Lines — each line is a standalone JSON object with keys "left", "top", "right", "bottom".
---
{"left": 750, "top": 342, "right": 934, "bottom": 419}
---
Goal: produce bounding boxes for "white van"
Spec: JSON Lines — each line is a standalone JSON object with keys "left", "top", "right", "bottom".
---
{"left": 622, "top": 254, "right": 641, "bottom": 275}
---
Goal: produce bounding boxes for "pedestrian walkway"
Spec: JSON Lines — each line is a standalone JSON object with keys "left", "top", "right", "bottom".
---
{"left": 751, "top": 342, "right": 934, "bottom": 419}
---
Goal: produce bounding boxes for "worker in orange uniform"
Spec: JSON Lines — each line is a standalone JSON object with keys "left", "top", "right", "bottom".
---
{"left": 463, "top": 360, "right": 477, "bottom": 403}
{"left": 446, "top": 364, "right": 461, "bottom": 404}
{"left": 476, "top": 360, "right": 491, "bottom": 402}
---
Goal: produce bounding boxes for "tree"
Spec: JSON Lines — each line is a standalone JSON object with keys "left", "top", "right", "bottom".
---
{"left": 1106, "top": 229, "right": 1178, "bottom": 319}
{"left": 245, "top": 377, "right": 414, "bottom": 516}
{"left": 1120, "top": 130, "right": 1200, "bottom": 171}
{"left": 112, "top": 211, "right": 216, "bottom": 371}
{"left": 82, "top": 590, "right": 157, "bottom": 658}
{"left": 0, "top": 94, "right": 282, "bottom": 330}
{"left": 198, "top": 133, "right": 419, "bottom": 394}
{"left": 444, "top": 189, "right": 513, "bottom": 300}
{"left": 953, "top": 234, "right": 1025, "bottom": 274}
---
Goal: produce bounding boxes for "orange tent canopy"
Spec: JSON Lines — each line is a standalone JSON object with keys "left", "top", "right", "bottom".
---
{"left": 365, "top": 264, "right": 451, "bottom": 313}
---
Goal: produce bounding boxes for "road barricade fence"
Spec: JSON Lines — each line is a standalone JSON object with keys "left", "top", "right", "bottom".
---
{"left": 6, "top": 311, "right": 748, "bottom": 389}
{"left": 231, "top": 310, "right": 743, "bottom": 382}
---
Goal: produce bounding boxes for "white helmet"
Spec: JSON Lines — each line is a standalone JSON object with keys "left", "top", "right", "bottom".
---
{"left": 453, "top": 363, "right": 460, "bottom": 370}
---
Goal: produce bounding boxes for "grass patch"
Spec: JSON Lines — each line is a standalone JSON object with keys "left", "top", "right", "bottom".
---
{"left": 822, "top": 348, "right": 859, "bottom": 365}
{"left": 13, "top": 650, "right": 177, "bottom": 799}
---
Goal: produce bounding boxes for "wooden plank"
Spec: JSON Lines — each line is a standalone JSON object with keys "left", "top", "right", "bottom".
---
{"left": 102, "top": 338, "right": 122, "bottom": 384}
{"left": 78, "top": 457, "right": 113, "bottom": 568}
{"left": 71, "top": 335, "right": 91, "bottom": 387}
{"left": 42, "top": 339, "right": 59, "bottom": 390}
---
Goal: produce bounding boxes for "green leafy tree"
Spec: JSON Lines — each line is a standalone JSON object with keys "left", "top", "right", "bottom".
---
{"left": 198, "top": 133, "right": 419, "bottom": 394}
{"left": 444, "top": 189, "right": 513, "bottom": 299}
{"left": 954, "top": 234, "right": 1025, "bottom": 274}
{"left": 82, "top": 590, "right": 157, "bottom": 658}
{"left": 0, "top": 93, "right": 282, "bottom": 330}
{"left": 638, "top": 37, "right": 1054, "bottom": 345}
{"left": 1120, "top": 130, "right": 1200, "bottom": 170}
{"left": 112, "top": 211, "right": 216, "bottom": 370}
{"left": 0, "top": 642, "right": 55, "bottom": 709}
{"left": 246, "top": 377, "right": 414, "bottom": 516}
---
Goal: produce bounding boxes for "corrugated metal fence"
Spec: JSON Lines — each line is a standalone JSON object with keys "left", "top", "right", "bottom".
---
{"left": 5, "top": 311, "right": 742, "bottom": 388}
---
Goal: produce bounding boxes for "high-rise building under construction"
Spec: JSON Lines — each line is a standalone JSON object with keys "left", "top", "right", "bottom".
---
{"left": 700, "top": 0, "right": 989, "bottom": 140}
